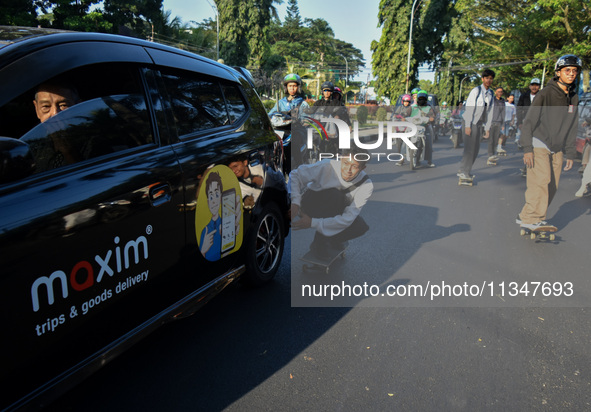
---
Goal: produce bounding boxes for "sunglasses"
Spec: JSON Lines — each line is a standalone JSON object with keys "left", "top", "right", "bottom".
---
{"left": 323, "top": 89, "right": 332, "bottom": 92}
{"left": 560, "top": 68, "right": 579, "bottom": 75}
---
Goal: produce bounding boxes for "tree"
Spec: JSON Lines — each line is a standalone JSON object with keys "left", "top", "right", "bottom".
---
{"left": 102, "top": 0, "right": 164, "bottom": 38}
{"left": 0, "top": 0, "right": 37, "bottom": 26}
{"left": 217, "top": 0, "right": 280, "bottom": 67}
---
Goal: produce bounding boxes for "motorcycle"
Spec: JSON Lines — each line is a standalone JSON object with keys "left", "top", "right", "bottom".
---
{"left": 404, "top": 113, "right": 430, "bottom": 170}
{"left": 270, "top": 112, "right": 307, "bottom": 176}
{"left": 450, "top": 114, "right": 463, "bottom": 149}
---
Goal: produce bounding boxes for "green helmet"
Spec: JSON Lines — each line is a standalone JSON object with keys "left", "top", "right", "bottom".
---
{"left": 411, "top": 87, "right": 421, "bottom": 95}
{"left": 283, "top": 73, "right": 302, "bottom": 94}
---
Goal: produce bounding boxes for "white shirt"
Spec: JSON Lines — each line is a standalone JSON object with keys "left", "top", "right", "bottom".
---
{"left": 505, "top": 102, "right": 516, "bottom": 123}
{"left": 462, "top": 84, "right": 494, "bottom": 131}
{"left": 289, "top": 160, "right": 373, "bottom": 236}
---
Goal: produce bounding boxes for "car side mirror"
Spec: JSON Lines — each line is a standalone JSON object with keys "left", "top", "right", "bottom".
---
{"left": 0, "top": 137, "right": 35, "bottom": 184}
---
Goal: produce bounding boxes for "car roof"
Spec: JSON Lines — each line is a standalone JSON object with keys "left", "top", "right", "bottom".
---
{"left": 0, "top": 26, "right": 255, "bottom": 108}
{"left": 0, "top": 26, "right": 246, "bottom": 83}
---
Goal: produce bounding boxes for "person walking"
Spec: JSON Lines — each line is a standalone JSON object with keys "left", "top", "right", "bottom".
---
{"left": 457, "top": 69, "right": 495, "bottom": 182}
{"left": 487, "top": 86, "right": 506, "bottom": 163}
{"left": 517, "top": 55, "right": 581, "bottom": 230}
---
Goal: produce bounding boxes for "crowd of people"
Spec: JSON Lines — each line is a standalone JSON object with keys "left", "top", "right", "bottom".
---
{"left": 270, "top": 54, "right": 585, "bottom": 258}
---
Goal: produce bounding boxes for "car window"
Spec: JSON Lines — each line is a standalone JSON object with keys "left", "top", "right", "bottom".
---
{"left": 21, "top": 94, "right": 152, "bottom": 173}
{"left": 222, "top": 84, "right": 248, "bottom": 124}
{"left": 0, "top": 63, "right": 153, "bottom": 177}
{"left": 160, "top": 69, "right": 230, "bottom": 137}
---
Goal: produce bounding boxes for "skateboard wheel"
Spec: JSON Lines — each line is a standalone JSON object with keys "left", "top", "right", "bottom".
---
{"left": 550, "top": 234, "right": 555, "bottom": 241}
{"left": 520, "top": 229, "right": 526, "bottom": 236}
{"left": 530, "top": 232, "right": 536, "bottom": 240}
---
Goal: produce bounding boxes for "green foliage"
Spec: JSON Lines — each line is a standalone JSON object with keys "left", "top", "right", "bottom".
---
{"left": 217, "top": 0, "right": 279, "bottom": 67}
{"left": 0, "top": 0, "right": 37, "bottom": 26}
{"left": 356, "top": 105, "right": 369, "bottom": 124}
{"left": 261, "top": 100, "right": 276, "bottom": 110}
{"left": 266, "top": 1, "right": 365, "bottom": 86}
{"left": 376, "top": 107, "right": 387, "bottom": 122}
{"left": 372, "top": 0, "right": 452, "bottom": 99}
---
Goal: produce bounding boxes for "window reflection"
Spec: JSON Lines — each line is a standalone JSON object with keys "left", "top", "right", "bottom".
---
{"left": 20, "top": 94, "right": 153, "bottom": 174}
{"left": 161, "top": 71, "right": 230, "bottom": 137}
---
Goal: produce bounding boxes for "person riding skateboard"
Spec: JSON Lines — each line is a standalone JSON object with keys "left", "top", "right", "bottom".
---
{"left": 290, "top": 148, "right": 373, "bottom": 259}
{"left": 517, "top": 54, "right": 581, "bottom": 231}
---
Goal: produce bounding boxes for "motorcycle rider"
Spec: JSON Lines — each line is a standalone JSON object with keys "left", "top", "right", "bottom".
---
{"left": 269, "top": 73, "right": 310, "bottom": 172}
{"left": 440, "top": 101, "right": 451, "bottom": 134}
{"left": 411, "top": 87, "right": 422, "bottom": 104}
{"left": 313, "top": 81, "right": 350, "bottom": 150}
{"left": 410, "top": 90, "right": 436, "bottom": 167}
{"left": 392, "top": 94, "right": 413, "bottom": 165}
{"left": 269, "top": 73, "right": 310, "bottom": 119}
{"left": 332, "top": 86, "right": 344, "bottom": 103}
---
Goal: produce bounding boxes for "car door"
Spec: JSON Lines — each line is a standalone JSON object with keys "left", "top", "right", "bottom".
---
{"left": 0, "top": 43, "right": 187, "bottom": 409}
{"left": 145, "top": 49, "right": 259, "bottom": 280}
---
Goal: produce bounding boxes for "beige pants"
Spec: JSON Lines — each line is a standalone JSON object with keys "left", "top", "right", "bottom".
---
{"left": 519, "top": 148, "right": 563, "bottom": 224}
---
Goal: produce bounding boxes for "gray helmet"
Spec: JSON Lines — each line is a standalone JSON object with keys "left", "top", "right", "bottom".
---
{"left": 321, "top": 81, "right": 334, "bottom": 92}
{"left": 554, "top": 54, "right": 582, "bottom": 71}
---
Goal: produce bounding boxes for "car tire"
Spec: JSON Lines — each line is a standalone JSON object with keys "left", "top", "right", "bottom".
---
{"left": 244, "top": 203, "right": 285, "bottom": 285}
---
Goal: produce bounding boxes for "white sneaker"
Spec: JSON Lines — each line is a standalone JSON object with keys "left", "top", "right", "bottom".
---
{"left": 520, "top": 221, "right": 549, "bottom": 230}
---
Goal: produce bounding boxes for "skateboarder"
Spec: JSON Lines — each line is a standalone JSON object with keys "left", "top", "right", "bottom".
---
{"left": 290, "top": 148, "right": 373, "bottom": 259}
{"left": 487, "top": 86, "right": 506, "bottom": 163}
{"left": 457, "top": 69, "right": 495, "bottom": 183}
{"left": 517, "top": 54, "right": 581, "bottom": 231}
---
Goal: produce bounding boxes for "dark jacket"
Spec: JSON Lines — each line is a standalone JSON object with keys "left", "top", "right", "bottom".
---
{"left": 393, "top": 104, "right": 412, "bottom": 118}
{"left": 520, "top": 78, "right": 579, "bottom": 159}
{"left": 516, "top": 90, "right": 537, "bottom": 126}
{"left": 313, "top": 97, "right": 351, "bottom": 125}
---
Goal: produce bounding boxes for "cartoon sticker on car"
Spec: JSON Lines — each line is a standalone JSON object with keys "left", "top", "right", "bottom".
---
{"left": 196, "top": 165, "right": 243, "bottom": 261}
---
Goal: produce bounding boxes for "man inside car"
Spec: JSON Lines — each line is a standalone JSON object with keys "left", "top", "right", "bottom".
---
{"left": 30, "top": 81, "right": 81, "bottom": 169}
{"left": 33, "top": 81, "right": 80, "bottom": 123}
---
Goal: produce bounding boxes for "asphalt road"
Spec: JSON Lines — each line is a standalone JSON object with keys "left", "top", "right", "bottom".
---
{"left": 47, "top": 134, "right": 591, "bottom": 411}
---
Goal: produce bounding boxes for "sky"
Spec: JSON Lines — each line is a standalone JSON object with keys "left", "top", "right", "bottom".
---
{"left": 161, "top": 0, "right": 435, "bottom": 83}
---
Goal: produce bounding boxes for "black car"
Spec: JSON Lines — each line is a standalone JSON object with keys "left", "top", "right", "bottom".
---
{"left": 0, "top": 27, "right": 289, "bottom": 411}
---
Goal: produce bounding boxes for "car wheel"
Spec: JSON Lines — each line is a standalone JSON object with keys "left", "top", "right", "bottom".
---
{"left": 244, "top": 203, "right": 285, "bottom": 284}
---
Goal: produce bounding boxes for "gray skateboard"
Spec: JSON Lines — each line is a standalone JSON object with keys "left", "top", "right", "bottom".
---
{"left": 301, "top": 247, "right": 346, "bottom": 274}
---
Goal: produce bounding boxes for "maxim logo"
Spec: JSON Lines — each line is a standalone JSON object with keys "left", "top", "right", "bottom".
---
{"left": 31, "top": 234, "right": 149, "bottom": 312}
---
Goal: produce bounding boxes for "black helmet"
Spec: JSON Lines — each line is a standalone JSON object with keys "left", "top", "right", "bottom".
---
{"left": 416, "top": 90, "right": 428, "bottom": 105}
{"left": 283, "top": 73, "right": 302, "bottom": 94}
{"left": 321, "top": 81, "right": 334, "bottom": 92}
{"left": 555, "top": 54, "right": 582, "bottom": 71}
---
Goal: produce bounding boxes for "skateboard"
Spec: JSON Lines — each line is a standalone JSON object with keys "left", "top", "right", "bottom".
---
{"left": 487, "top": 158, "right": 497, "bottom": 166}
{"left": 497, "top": 151, "right": 507, "bottom": 157}
{"left": 301, "top": 247, "right": 346, "bottom": 274}
{"left": 458, "top": 176, "right": 474, "bottom": 186}
{"left": 519, "top": 225, "right": 557, "bottom": 241}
